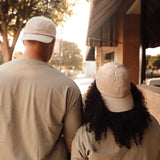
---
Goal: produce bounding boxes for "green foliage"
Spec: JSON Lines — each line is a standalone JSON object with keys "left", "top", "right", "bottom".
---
{"left": 13, "top": 51, "right": 23, "bottom": 59}
{"left": 62, "top": 41, "right": 83, "bottom": 70}
{"left": 51, "top": 41, "right": 83, "bottom": 70}
{"left": 146, "top": 54, "right": 160, "bottom": 70}
{"left": 0, "top": 51, "right": 4, "bottom": 65}
{"left": 152, "top": 59, "right": 160, "bottom": 70}
{"left": 0, "top": 0, "right": 78, "bottom": 62}
{"left": 0, "top": 0, "right": 77, "bottom": 35}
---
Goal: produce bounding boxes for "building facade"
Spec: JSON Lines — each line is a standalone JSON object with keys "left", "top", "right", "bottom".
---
{"left": 86, "top": 0, "right": 160, "bottom": 122}
{"left": 86, "top": 0, "right": 160, "bottom": 84}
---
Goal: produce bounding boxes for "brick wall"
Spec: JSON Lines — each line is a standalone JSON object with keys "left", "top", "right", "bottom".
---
{"left": 117, "top": 15, "right": 140, "bottom": 84}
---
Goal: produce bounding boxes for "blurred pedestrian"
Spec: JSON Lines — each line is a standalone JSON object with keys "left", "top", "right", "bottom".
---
{"left": 0, "top": 16, "right": 83, "bottom": 160}
{"left": 71, "top": 62, "right": 160, "bottom": 160}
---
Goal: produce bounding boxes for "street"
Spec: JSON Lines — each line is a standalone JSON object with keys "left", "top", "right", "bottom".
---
{"left": 74, "top": 73, "right": 94, "bottom": 95}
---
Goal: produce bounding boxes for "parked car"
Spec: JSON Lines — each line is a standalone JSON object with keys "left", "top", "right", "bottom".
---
{"left": 147, "top": 78, "right": 160, "bottom": 87}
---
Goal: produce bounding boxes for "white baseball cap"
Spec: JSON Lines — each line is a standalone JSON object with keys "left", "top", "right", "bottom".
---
{"left": 96, "top": 62, "right": 134, "bottom": 112}
{"left": 21, "top": 16, "right": 56, "bottom": 43}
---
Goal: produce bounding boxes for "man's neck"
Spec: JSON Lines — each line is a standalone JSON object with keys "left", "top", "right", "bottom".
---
{"left": 22, "top": 46, "right": 48, "bottom": 62}
{"left": 21, "top": 53, "right": 44, "bottom": 62}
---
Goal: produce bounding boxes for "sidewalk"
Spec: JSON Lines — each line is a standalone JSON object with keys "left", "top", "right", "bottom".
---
{"left": 74, "top": 73, "right": 94, "bottom": 95}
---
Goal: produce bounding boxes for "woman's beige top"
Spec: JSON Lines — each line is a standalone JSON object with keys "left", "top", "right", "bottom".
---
{"left": 71, "top": 115, "right": 160, "bottom": 160}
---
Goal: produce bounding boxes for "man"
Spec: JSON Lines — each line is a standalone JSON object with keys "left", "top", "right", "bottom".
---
{"left": 0, "top": 16, "right": 83, "bottom": 159}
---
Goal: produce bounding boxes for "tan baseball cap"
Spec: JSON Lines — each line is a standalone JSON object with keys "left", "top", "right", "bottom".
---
{"left": 21, "top": 16, "right": 56, "bottom": 43}
{"left": 96, "top": 62, "right": 134, "bottom": 112}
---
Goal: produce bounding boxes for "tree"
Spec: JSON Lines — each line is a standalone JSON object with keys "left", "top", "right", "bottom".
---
{"left": 146, "top": 54, "right": 160, "bottom": 70}
{"left": 0, "top": 0, "right": 77, "bottom": 62}
{"left": 0, "top": 51, "right": 4, "bottom": 65}
{"left": 146, "top": 55, "right": 152, "bottom": 69}
{"left": 62, "top": 41, "right": 83, "bottom": 70}
{"left": 50, "top": 41, "right": 83, "bottom": 70}
{"left": 13, "top": 51, "right": 23, "bottom": 59}
{"left": 152, "top": 55, "right": 160, "bottom": 70}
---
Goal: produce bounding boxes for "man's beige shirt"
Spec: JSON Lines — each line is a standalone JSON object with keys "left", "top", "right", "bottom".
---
{"left": 71, "top": 115, "right": 160, "bottom": 160}
{"left": 0, "top": 58, "right": 83, "bottom": 160}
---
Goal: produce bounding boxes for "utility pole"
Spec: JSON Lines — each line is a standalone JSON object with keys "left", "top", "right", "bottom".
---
{"left": 59, "top": 25, "right": 63, "bottom": 71}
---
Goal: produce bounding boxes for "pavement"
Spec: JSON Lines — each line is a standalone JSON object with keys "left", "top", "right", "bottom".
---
{"left": 74, "top": 73, "right": 94, "bottom": 95}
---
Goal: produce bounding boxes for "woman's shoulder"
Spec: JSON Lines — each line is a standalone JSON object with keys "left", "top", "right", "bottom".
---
{"left": 150, "top": 115, "right": 160, "bottom": 128}
{"left": 73, "top": 126, "right": 88, "bottom": 139}
{"left": 144, "top": 114, "right": 160, "bottom": 143}
{"left": 73, "top": 125, "right": 94, "bottom": 144}
{"left": 149, "top": 114, "right": 160, "bottom": 133}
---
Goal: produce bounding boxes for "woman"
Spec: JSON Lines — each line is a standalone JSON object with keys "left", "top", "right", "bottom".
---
{"left": 71, "top": 62, "right": 160, "bottom": 160}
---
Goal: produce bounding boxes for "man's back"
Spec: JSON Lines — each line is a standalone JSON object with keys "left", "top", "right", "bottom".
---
{"left": 0, "top": 58, "right": 82, "bottom": 159}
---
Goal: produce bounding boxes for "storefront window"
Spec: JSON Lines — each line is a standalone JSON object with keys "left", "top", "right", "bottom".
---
{"left": 104, "top": 52, "right": 114, "bottom": 63}
{"left": 145, "top": 46, "right": 160, "bottom": 87}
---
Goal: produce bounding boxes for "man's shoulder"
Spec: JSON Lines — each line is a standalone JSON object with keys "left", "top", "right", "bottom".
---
{"left": 41, "top": 66, "right": 81, "bottom": 94}
{"left": 0, "top": 59, "right": 15, "bottom": 67}
{"left": 0, "top": 59, "right": 19, "bottom": 73}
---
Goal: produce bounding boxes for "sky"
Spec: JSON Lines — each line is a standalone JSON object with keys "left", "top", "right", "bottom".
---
{"left": 14, "top": 0, "right": 90, "bottom": 59}
{"left": 146, "top": 47, "right": 160, "bottom": 56}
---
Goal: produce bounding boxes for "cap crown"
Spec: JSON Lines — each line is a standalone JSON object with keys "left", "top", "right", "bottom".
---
{"left": 22, "top": 16, "right": 56, "bottom": 43}
{"left": 96, "top": 62, "right": 131, "bottom": 98}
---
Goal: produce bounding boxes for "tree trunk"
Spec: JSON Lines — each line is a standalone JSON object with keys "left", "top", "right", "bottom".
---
{"left": 1, "top": 43, "right": 11, "bottom": 62}
{"left": 0, "top": 4, "right": 23, "bottom": 63}
{"left": 9, "top": 21, "right": 23, "bottom": 60}
{"left": 0, "top": 4, "right": 10, "bottom": 62}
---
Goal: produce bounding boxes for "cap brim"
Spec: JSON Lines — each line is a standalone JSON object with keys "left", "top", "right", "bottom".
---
{"left": 101, "top": 92, "right": 134, "bottom": 112}
{"left": 21, "top": 34, "right": 54, "bottom": 43}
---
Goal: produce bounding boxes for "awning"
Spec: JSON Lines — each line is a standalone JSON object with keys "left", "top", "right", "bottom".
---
{"left": 86, "top": 0, "right": 136, "bottom": 46}
{"left": 87, "top": 0, "right": 122, "bottom": 37}
{"left": 85, "top": 46, "right": 95, "bottom": 61}
{"left": 142, "top": 0, "right": 160, "bottom": 48}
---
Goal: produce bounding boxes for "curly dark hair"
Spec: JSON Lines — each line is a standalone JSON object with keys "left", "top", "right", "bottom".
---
{"left": 84, "top": 81, "right": 151, "bottom": 149}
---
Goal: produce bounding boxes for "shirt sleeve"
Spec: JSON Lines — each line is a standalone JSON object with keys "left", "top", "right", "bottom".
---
{"left": 71, "top": 127, "right": 88, "bottom": 160}
{"left": 63, "top": 86, "right": 84, "bottom": 140}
